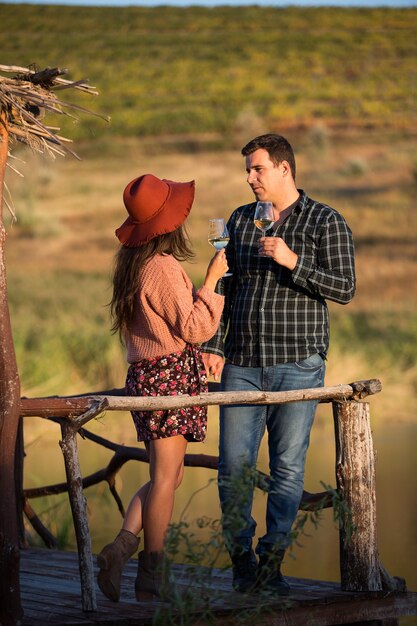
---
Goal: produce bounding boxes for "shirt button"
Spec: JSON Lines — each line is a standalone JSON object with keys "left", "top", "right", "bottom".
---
{"left": 260, "top": 308, "right": 264, "bottom": 311}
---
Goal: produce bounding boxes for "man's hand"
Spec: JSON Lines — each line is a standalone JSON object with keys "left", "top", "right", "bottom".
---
{"left": 259, "top": 236, "right": 298, "bottom": 270}
{"left": 202, "top": 352, "right": 224, "bottom": 382}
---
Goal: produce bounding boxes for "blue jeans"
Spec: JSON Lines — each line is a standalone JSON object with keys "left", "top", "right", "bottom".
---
{"left": 218, "top": 353, "right": 326, "bottom": 556}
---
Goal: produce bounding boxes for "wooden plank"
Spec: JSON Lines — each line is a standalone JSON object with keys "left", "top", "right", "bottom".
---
{"left": 19, "top": 550, "right": 417, "bottom": 626}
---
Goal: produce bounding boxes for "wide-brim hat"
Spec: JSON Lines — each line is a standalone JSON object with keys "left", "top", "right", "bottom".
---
{"left": 116, "top": 173, "right": 195, "bottom": 247}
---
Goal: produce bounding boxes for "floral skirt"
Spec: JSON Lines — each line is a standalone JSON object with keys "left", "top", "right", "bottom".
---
{"left": 125, "top": 344, "right": 208, "bottom": 442}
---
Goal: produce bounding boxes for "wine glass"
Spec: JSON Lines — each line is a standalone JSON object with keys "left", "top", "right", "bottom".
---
{"left": 253, "top": 201, "right": 275, "bottom": 256}
{"left": 208, "top": 218, "right": 232, "bottom": 277}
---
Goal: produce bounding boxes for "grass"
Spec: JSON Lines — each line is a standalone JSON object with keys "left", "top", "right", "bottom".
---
{"left": 9, "top": 271, "right": 125, "bottom": 395}
{"left": 1, "top": 5, "right": 416, "bottom": 139}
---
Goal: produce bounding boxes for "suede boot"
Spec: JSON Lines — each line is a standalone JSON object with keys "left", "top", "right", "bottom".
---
{"left": 97, "top": 529, "right": 140, "bottom": 602}
{"left": 256, "top": 548, "right": 290, "bottom": 596}
{"left": 135, "top": 551, "right": 168, "bottom": 601}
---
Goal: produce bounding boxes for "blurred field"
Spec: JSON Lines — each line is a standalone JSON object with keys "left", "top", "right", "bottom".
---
{"left": 4, "top": 128, "right": 417, "bottom": 424}
{"left": 1, "top": 4, "right": 416, "bottom": 138}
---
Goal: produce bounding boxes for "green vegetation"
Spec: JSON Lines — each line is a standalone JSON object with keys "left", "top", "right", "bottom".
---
{"left": 9, "top": 268, "right": 416, "bottom": 397}
{"left": 332, "top": 310, "right": 417, "bottom": 371}
{"left": 1, "top": 5, "right": 416, "bottom": 139}
{"left": 10, "top": 268, "right": 416, "bottom": 398}
{"left": 9, "top": 271, "right": 125, "bottom": 395}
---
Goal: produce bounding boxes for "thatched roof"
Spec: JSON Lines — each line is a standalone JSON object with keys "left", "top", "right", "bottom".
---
{"left": 0, "top": 64, "right": 107, "bottom": 159}
{"left": 0, "top": 64, "right": 108, "bottom": 217}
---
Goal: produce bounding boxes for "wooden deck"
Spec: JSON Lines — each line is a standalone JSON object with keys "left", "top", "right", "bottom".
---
{"left": 20, "top": 549, "right": 417, "bottom": 625}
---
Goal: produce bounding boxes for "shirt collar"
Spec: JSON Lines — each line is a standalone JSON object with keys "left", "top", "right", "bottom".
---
{"left": 294, "top": 189, "right": 308, "bottom": 213}
{"left": 294, "top": 189, "right": 308, "bottom": 214}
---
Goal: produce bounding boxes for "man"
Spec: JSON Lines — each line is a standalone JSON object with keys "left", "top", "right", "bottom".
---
{"left": 202, "top": 133, "right": 355, "bottom": 595}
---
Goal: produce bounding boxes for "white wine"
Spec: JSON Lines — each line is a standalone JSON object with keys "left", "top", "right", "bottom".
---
{"left": 254, "top": 219, "right": 274, "bottom": 232}
{"left": 208, "top": 236, "right": 229, "bottom": 250}
{"left": 208, "top": 218, "right": 232, "bottom": 276}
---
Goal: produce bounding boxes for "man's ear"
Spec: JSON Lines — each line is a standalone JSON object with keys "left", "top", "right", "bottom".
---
{"left": 280, "top": 160, "right": 291, "bottom": 176}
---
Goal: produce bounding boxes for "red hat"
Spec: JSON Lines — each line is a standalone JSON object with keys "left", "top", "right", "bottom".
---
{"left": 115, "top": 173, "right": 195, "bottom": 247}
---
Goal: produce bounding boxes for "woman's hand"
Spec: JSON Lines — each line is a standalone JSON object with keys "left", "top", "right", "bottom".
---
{"left": 204, "top": 249, "right": 228, "bottom": 290}
{"left": 202, "top": 352, "right": 225, "bottom": 381}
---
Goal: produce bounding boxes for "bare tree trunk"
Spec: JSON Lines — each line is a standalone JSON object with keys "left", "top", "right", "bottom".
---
{"left": 0, "top": 111, "right": 23, "bottom": 625}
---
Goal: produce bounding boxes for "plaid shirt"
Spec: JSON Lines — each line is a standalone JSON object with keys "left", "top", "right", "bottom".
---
{"left": 202, "top": 190, "right": 356, "bottom": 366}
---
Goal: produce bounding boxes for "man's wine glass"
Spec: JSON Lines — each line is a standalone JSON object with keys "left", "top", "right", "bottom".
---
{"left": 253, "top": 201, "right": 275, "bottom": 256}
{"left": 208, "top": 218, "right": 232, "bottom": 277}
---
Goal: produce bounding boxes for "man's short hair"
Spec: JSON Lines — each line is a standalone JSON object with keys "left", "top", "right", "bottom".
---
{"left": 241, "top": 133, "right": 296, "bottom": 180}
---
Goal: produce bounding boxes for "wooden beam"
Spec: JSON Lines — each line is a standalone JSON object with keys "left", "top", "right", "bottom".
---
{"left": 19, "top": 379, "right": 382, "bottom": 422}
{"left": 20, "top": 396, "right": 109, "bottom": 418}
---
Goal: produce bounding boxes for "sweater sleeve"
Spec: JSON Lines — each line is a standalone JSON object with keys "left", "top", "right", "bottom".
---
{"left": 141, "top": 256, "right": 224, "bottom": 345}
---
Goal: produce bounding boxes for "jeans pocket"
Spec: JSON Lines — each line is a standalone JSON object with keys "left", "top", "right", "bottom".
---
{"left": 294, "top": 352, "right": 325, "bottom": 372}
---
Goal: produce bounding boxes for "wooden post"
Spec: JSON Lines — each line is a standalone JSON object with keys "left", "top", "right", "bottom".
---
{"left": 333, "top": 400, "right": 381, "bottom": 591}
{"left": 59, "top": 422, "right": 97, "bottom": 611}
{"left": 0, "top": 110, "right": 24, "bottom": 625}
{"left": 15, "top": 418, "right": 26, "bottom": 548}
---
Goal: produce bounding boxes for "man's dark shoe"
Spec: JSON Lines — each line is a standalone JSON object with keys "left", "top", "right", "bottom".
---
{"left": 231, "top": 549, "right": 257, "bottom": 592}
{"left": 256, "top": 549, "right": 290, "bottom": 596}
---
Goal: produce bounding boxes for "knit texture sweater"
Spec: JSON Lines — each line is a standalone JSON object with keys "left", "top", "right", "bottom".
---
{"left": 126, "top": 254, "right": 224, "bottom": 363}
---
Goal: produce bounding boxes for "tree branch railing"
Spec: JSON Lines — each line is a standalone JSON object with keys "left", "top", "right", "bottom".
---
{"left": 20, "top": 378, "right": 382, "bottom": 419}
{"left": 22, "top": 421, "right": 332, "bottom": 549}
{"left": 18, "top": 378, "right": 406, "bottom": 613}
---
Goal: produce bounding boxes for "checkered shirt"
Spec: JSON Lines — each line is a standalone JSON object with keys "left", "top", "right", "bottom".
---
{"left": 202, "top": 190, "right": 356, "bottom": 366}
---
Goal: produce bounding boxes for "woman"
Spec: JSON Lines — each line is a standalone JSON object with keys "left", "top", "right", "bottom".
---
{"left": 97, "top": 173, "right": 227, "bottom": 602}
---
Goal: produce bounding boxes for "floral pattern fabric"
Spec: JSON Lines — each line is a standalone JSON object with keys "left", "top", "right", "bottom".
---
{"left": 125, "top": 344, "right": 208, "bottom": 442}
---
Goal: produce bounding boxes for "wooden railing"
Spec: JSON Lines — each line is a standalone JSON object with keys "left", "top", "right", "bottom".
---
{"left": 18, "top": 378, "right": 405, "bottom": 612}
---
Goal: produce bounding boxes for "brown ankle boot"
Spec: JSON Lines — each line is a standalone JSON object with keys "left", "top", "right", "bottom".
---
{"left": 97, "top": 530, "right": 140, "bottom": 601}
{"left": 135, "top": 551, "right": 169, "bottom": 601}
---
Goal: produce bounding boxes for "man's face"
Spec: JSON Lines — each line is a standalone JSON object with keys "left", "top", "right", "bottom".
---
{"left": 245, "top": 148, "right": 285, "bottom": 203}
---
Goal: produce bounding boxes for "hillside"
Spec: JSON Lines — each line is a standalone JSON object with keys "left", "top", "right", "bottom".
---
{"left": 1, "top": 4, "right": 416, "bottom": 139}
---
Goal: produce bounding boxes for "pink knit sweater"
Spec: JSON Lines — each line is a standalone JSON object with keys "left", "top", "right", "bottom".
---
{"left": 126, "top": 254, "right": 224, "bottom": 363}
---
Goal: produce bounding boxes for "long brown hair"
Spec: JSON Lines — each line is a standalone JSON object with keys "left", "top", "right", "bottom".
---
{"left": 110, "top": 224, "right": 195, "bottom": 342}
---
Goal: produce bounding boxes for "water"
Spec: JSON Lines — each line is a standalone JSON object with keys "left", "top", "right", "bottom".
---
{"left": 24, "top": 404, "right": 417, "bottom": 622}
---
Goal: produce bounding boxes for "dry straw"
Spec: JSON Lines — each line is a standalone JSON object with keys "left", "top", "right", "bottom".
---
{"left": 0, "top": 64, "right": 108, "bottom": 217}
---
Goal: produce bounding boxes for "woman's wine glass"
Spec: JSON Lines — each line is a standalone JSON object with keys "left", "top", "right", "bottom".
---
{"left": 208, "top": 218, "right": 232, "bottom": 277}
{"left": 253, "top": 201, "right": 275, "bottom": 256}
